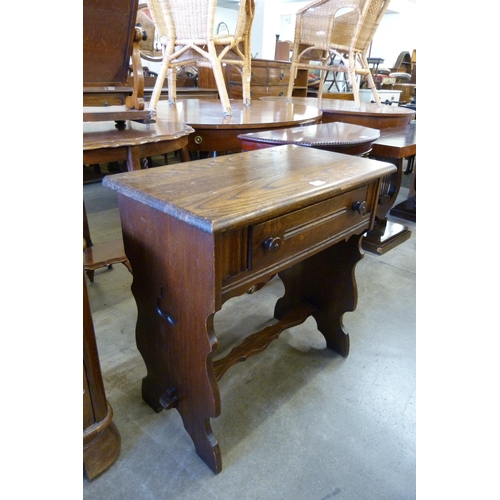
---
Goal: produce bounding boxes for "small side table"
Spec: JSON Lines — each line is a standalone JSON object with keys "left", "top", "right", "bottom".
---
{"left": 83, "top": 113, "right": 194, "bottom": 170}
{"left": 103, "top": 145, "right": 396, "bottom": 474}
{"left": 362, "top": 122, "right": 416, "bottom": 254}
{"left": 238, "top": 122, "right": 380, "bottom": 157}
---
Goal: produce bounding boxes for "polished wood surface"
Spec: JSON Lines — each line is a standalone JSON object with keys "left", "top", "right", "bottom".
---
{"left": 83, "top": 113, "right": 194, "bottom": 170}
{"left": 153, "top": 98, "right": 323, "bottom": 153}
{"left": 238, "top": 121, "right": 380, "bottom": 156}
{"left": 371, "top": 122, "right": 416, "bottom": 158}
{"left": 363, "top": 122, "right": 416, "bottom": 254}
{"left": 103, "top": 145, "right": 395, "bottom": 473}
{"left": 261, "top": 96, "right": 415, "bottom": 129}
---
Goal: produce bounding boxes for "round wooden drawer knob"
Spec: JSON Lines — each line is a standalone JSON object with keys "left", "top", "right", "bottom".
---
{"left": 352, "top": 201, "right": 367, "bottom": 215}
{"left": 264, "top": 237, "right": 282, "bottom": 251}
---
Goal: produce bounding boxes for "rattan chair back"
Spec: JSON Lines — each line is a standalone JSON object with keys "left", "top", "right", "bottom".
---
{"left": 287, "top": 0, "right": 390, "bottom": 108}
{"left": 147, "top": 0, "right": 254, "bottom": 115}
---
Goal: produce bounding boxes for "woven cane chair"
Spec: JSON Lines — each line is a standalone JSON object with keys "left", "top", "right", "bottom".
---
{"left": 286, "top": 0, "right": 390, "bottom": 108}
{"left": 147, "top": 0, "right": 254, "bottom": 116}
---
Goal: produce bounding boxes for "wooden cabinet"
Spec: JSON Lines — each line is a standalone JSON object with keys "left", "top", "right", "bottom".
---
{"left": 228, "top": 59, "right": 308, "bottom": 99}
{"left": 198, "top": 58, "right": 308, "bottom": 100}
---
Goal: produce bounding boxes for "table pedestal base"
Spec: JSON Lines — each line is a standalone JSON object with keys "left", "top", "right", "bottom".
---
{"left": 363, "top": 220, "right": 411, "bottom": 255}
{"left": 390, "top": 195, "right": 416, "bottom": 222}
{"left": 84, "top": 419, "right": 121, "bottom": 480}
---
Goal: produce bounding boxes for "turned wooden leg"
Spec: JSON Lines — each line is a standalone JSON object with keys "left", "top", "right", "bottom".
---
{"left": 274, "top": 236, "right": 364, "bottom": 357}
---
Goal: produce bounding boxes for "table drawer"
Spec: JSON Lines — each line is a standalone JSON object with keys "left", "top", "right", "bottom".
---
{"left": 250, "top": 185, "right": 372, "bottom": 272}
{"left": 249, "top": 67, "right": 268, "bottom": 84}
{"left": 230, "top": 85, "right": 288, "bottom": 99}
{"left": 268, "top": 67, "right": 290, "bottom": 85}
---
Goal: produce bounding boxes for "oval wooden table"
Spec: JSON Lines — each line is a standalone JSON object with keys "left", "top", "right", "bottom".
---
{"left": 153, "top": 98, "right": 323, "bottom": 155}
{"left": 260, "top": 96, "right": 415, "bottom": 129}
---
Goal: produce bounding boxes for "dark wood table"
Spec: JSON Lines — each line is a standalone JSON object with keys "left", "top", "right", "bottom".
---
{"left": 261, "top": 96, "right": 415, "bottom": 129}
{"left": 362, "top": 122, "right": 416, "bottom": 254}
{"left": 259, "top": 97, "right": 417, "bottom": 255}
{"left": 237, "top": 119, "right": 417, "bottom": 254}
{"left": 83, "top": 110, "right": 194, "bottom": 170}
{"left": 83, "top": 113, "right": 194, "bottom": 279}
{"left": 153, "top": 98, "right": 323, "bottom": 154}
{"left": 103, "top": 145, "right": 395, "bottom": 474}
{"left": 237, "top": 121, "right": 380, "bottom": 156}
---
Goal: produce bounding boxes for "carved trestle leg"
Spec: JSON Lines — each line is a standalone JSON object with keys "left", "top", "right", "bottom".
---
{"left": 118, "top": 197, "right": 222, "bottom": 474}
{"left": 274, "top": 235, "right": 364, "bottom": 358}
{"left": 135, "top": 302, "right": 222, "bottom": 473}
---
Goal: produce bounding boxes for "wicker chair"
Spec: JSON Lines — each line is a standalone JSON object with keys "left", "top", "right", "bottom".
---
{"left": 147, "top": 0, "right": 254, "bottom": 116}
{"left": 286, "top": 0, "right": 390, "bottom": 108}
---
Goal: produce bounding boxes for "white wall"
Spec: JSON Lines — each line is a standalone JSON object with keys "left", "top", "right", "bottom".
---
{"left": 370, "top": 0, "right": 416, "bottom": 68}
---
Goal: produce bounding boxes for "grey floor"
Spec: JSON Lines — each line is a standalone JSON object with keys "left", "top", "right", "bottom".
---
{"left": 83, "top": 159, "right": 416, "bottom": 500}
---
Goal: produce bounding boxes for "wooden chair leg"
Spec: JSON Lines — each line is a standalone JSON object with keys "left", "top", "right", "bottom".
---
{"left": 361, "top": 53, "right": 381, "bottom": 107}
{"left": 208, "top": 45, "right": 232, "bottom": 115}
{"left": 167, "top": 66, "right": 177, "bottom": 105}
{"left": 348, "top": 57, "right": 361, "bottom": 109}
{"left": 242, "top": 63, "right": 251, "bottom": 106}
{"left": 150, "top": 56, "right": 170, "bottom": 112}
{"left": 287, "top": 59, "right": 299, "bottom": 100}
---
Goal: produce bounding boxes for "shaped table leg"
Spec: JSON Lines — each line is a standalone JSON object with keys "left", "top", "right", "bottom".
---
{"left": 274, "top": 235, "right": 364, "bottom": 358}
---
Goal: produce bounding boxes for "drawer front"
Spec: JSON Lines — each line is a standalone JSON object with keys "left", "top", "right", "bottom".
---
{"left": 268, "top": 66, "right": 290, "bottom": 85}
{"left": 230, "top": 85, "right": 288, "bottom": 99}
{"left": 250, "top": 185, "right": 372, "bottom": 272}
{"left": 249, "top": 67, "right": 268, "bottom": 85}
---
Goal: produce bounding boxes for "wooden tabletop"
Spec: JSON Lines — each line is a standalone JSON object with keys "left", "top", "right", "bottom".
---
{"left": 103, "top": 144, "right": 395, "bottom": 233}
{"left": 260, "top": 96, "right": 415, "bottom": 118}
{"left": 372, "top": 122, "right": 416, "bottom": 159}
{"left": 238, "top": 122, "right": 380, "bottom": 148}
{"left": 83, "top": 114, "right": 194, "bottom": 150}
{"left": 152, "top": 98, "right": 323, "bottom": 130}
{"left": 260, "top": 96, "right": 415, "bottom": 129}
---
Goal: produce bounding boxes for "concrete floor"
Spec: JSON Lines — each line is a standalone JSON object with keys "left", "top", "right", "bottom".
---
{"left": 83, "top": 163, "right": 416, "bottom": 500}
